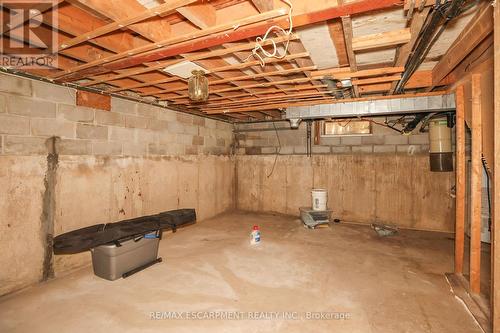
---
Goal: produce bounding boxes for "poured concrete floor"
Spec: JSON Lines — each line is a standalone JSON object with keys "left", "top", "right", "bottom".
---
{"left": 0, "top": 212, "right": 482, "bottom": 333}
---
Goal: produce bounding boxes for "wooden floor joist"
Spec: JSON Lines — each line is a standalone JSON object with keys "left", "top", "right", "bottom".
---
{"left": 53, "top": 9, "right": 289, "bottom": 80}
{"left": 341, "top": 16, "right": 360, "bottom": 98}
{"left": 58, "top": 0, "right": 197, "bottom": 51}
{"left": 351, "top": 28, "right": 411, "bottom": 52}
{"left": 54, "top": 0, "right": 404, "bottom": 82}
{"left": 0, "top": 0, "right": 478, "bottom": 119}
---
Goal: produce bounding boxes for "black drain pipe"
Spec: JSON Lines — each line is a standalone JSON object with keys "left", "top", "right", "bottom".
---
{"left": 394, "top": 0, "right": 469, "bottom": 94}
{"left": 306, "top": 121, "right": 312, "bottom": 157}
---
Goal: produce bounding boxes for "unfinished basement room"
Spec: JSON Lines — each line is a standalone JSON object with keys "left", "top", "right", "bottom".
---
{"left": 1, "top": 0, "right": 500, "bottom": 332}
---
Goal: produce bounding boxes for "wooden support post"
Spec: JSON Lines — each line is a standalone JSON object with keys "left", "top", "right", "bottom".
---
{"left": 470, "top": 73, "right": 483, "bottom": 294}
{"left": 455, "top": 84, "right": 466, "bottom": 274}
{"left": 341, "top": 16, "right": 359, "bottom": 97}
{"left": 492, "top": 2, "right": 500, "bottom": 331}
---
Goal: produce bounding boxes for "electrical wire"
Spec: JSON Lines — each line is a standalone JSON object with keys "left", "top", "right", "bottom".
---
{"left": 358, "top": 117, "right": 403, "bottom": 134}
{"left": 244, "top": 0, "right": 294, "bottom": 66}
{"left": 267, "top": 122, "right": 281, "bottom": 178}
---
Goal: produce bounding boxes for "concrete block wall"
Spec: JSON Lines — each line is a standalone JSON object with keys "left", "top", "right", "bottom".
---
{"left": 0, "top": 74, "right": 233, "bottom": 157}
{"left": 0, "top": 73, "right": 236, "bottom": 296}
{"left": 234, "top": 118, "right": 430, "bottom": 156}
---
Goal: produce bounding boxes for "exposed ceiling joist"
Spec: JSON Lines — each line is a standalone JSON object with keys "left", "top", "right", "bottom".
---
{"left": 351, "top": 28, "right": 411, "bottom": 52}
{"left": 250, "top": 0, "right": 274, "bottom": 13}
{"left": 177, "top": 3, "right": 217, "bottom": 29}
{"left": 59, "top": 0, "right": 195, "bottom": 51}
{"left": 55, "top": 0, "right": 404, "bottom": 81}
{"left": 432, "top": 3, "right": 493, "bottom": 86}
{"left": 312, "top": 66, "right": 404, "bottom": 80}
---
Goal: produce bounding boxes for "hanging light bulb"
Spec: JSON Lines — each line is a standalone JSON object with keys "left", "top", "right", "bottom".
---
{"left": 188, "top": 70, "right": 209, "bottom": 102}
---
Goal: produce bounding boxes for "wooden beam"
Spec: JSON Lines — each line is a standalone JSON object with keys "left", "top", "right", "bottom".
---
{"left": 74, "top": 0, "right": 172, "bottom": 42}
{"left": 444, "top": 36, "right": 493, "bottom": 88}
{"left": 358, "top": 83, "right": 391, "bottom": 93}
{"left": 470, "top": 73, "right": 482, "bottom": 294}
{"left": 455, "top": 84, "right": 466, "bottom": 275}
{"left": 58, "top": 0, "right": 194, "bottom": 51}
{"left": 140, "top": 65, "right": 315, "bottom": 96}
{"left": 81, "top": 34, "right": 297, "bottom": 90}
{"left": 312, "top": 66, "right": 404, "bottom": 80}
{"left": 56, "top": 0, "right": 405, "bottom": 81}
{"left": 205, "top": 96, "right": 336, "bottom": 114}
{"left": 209, "top": 65, "right": 316, "bottom": 86}
{"left": 177, "top": 3, "right": 216, "bottom": 29}
{"left": 352, "top": 74, "right": 401, "bottom": 86}
{"left": 352, "top": 28, "right": 411, "bottom": 52}
{"left": 168, "top": 84, "right": 328, "bottom": 103}
{"left": 53, "top": 10, "right": 287, "bottom": 81}
{"left": 197, "top": 91, "right": 334, "bottom": 110}
{"left": 250, "top": 0, "right": 274, "bottom": 13}
{"left": 328, "top": 19, "right": 349, "bottom": 67}
{"left": 170, "top": 77, "right": 316, "bottom": 100}
{"left": 53, "top": 5, "right": 150, "bottom": 54}
{"left": 100, "top": 52, "right": 310, "bottom": 91}
{"left": 405, "top": 70, "right": 432, "bottom": 89}
{"left": 204, "top": 91, "right": 448, "bottom": 114}
{"left": 341, "top": 16, "right": 359, "bottom": 97}
{"left": 493, "top": 2, "right": 500, "bottom": 330}
{"left": 432, "top": 4, "right": 493, "bottom": 86}
{"left": 76, "top": 90, "right": 111, "bottom": 111}
{"left": 108, "top": 77, "right": 180, "bottom": 93}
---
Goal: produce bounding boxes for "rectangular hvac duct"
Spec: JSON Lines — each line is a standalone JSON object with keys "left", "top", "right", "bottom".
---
{"left": 285, "top": 93, "right": 455, "bottom": 120}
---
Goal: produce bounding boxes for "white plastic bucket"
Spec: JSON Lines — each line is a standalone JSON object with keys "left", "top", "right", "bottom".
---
{"left": 311, "top": 189, "right": 327, "bottom": 211}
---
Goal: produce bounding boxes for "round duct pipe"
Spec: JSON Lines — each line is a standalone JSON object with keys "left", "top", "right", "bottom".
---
{"left": 289, "top": 118, "right": 302, "bottom": 129}
{"left": 428, "top": 116, "right": 453, "bottom": 172}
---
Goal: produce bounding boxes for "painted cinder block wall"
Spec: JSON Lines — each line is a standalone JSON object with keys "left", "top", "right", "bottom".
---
{"left": 0, "top": 73, "right": 235, "bottom": 296}
{"left": 234, "top": 121, "right": 455, "bottom": 232}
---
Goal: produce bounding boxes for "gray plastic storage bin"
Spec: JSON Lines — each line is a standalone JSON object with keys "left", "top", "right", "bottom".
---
{"left": 91, "top": 233, "right": 160, "bottom": 281}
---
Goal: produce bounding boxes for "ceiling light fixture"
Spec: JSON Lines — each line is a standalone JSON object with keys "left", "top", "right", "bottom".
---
{"left": 188, "top": 70, "right": 209, "bottom": 102}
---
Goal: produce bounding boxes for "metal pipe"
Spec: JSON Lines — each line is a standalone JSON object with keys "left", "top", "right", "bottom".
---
{"left": 306, "top": 121, "right": 312, "bottom": 157}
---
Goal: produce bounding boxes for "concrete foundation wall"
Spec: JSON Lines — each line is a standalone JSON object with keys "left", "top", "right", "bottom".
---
{"left": 53, "top": 155, "right": 234, "bottom": 276}
{"left": 236, "top": 154, "right": 454, "bottom": 232}
{"left": 0, "top": 74, "right": 235, "bottom": 296}
{"left": 235, "top": 120, "right": 455, "bottom": 232}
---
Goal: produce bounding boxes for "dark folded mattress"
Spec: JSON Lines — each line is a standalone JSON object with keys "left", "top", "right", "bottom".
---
{"left": 53, "top": 209, "right": 196, "bottom": 254}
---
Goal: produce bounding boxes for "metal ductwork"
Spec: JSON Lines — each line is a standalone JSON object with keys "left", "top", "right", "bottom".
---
{"left": 288, "top": 118, "right": 302, "bottom": 129}
{"left": 285, "top": 94, "right": 455, "bottom": 120}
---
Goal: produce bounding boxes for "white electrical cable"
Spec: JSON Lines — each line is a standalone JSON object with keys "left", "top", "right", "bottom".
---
{"left": 244, "top": 0, "right": 293, "bottom": 66}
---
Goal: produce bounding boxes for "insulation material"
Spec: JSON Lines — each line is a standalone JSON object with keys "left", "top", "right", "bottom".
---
{"left": 136, "top": 0, "right": 162, "bottom": 9}
{"left": 297, "top": 22, "right": 339, "bottom": 69}
{"left": 356, "top": 49, "right": 396, "bottom": 66}
{"left": 423, "top": 7, "right": 477, "bottom": 65}
{"left": 352, "top": 8, "right": 405, "bottom": 66}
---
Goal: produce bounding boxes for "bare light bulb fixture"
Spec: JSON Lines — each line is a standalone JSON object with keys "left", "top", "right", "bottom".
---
{"left": 188, "top": 70, "right": 209, "bottom": 102}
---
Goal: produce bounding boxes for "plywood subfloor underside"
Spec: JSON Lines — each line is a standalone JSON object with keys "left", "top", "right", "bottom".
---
{"left": 0, "top": 212, "right": 482, "bottom": 333}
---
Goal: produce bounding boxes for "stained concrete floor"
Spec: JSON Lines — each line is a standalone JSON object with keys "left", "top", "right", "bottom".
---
{"left": 0, "top": 212, "right": 482, "bottom": 333}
